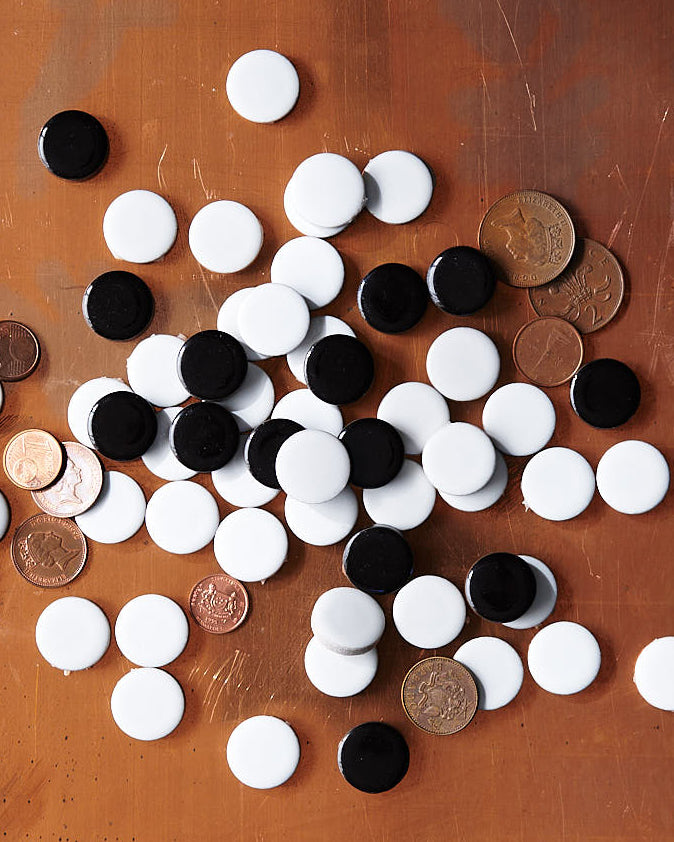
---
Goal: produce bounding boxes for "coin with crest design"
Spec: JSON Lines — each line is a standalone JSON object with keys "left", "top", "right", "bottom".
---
{"left": 401, "top": 656, "right": 478, "bottom": 735}
{"left": 189, "top": 573, "right": 249, "bottom": 634}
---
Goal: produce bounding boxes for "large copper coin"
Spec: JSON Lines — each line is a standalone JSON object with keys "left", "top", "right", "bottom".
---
{"left": 528, "top": 238, "right": 625, "bottom": 333}
{"left": 32, "top": 441, "right": 103, "bottom": 517}
{"left": 11, "top": 513, "right": 87, "bottom": 588}
{"left": 189, "top": 574, "right": 249, "bottom": 634}
{"left": 401, "top": 656, "right": 478, "bottom": 736}
{"left": 513, "top": 316, "right": 584, "bottom": 387}
{"left": 479, "top": 190, "right": 575, "bottom": 287}
{"left": 3, "top": 429, "right": 64, "bottom": 490}
{"left": 0, "top": 321, "right": 40, "bottom": 381}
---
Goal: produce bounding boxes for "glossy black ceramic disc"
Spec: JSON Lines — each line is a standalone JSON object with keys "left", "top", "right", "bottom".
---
{"left": 466, "top": 552, "right": 537, "bottom": 623}
{"left": 338, "top": 722, "right": 410, "bottom": 794}
{"left": 426, "top": 246, "right": 496, "bottom": 315}
{"left": 177, "top": 330, "right": 248, "bottom": 400}
{"left": 169, "top": 401, "right": 239, "bottom": 472}
{"left": 338, "top": 418, "right": 404, "bottom": 488}
{"left": 38, "top": 110, "right": 109, "bottom": 180}
{"left": 244, "top": 418, "right": 304, "bottom": 489}
{"left": 305, "top": 334, "right": 374, "bottom": 405}
{"left": 342, "top": 525, "right": 413, "bottom": 594}
{"left": 83, "top": 271, "right": 154, "bottom": 341}
{"left": 570, "top": 358, "right": 640, "bottom": 429}
{"left": 88, "top": 391, "right": 157, "bottom": 461}
{"left": 357, "top": 263, "right": 428, "bottom": 334}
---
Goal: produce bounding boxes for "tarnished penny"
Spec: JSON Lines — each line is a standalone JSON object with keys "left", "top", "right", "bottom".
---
{"left": 401, "top": 656, "right": 478, "bottom": 736}
{"left": 11, "top": 513, "right": 87, "bottom": 588}
{"left": 3, "top": 429, "right": 64, "bottom": 490}
{"left": 513, "top": 316, "right": 584, "bottom": 387}
{"left": 32, "top": 441, "right": 103, "bottom": 517}
{"left": 0, "top": 321, "right": 40, "bottom": 381}
{"left": 528, "top": 238, "right": 625, "bottom": 333}
{"left": 479, "top": 190, "right": 575, "bottom": 287}
{"left": 189, "top": 574, "right": 249, "bottom": 634}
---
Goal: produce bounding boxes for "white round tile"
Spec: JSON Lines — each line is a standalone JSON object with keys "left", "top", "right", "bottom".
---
{"left": 238, "top": 283, "right": 310, "bottom": 357}
{"left": 634, "top": 637, "right": 674, "bottom": 710}
{"left": 377, "top": 381, "right": 450, "bottom": 455}
{"left": 528, "top": 621, "right": 601, "bottom": 695}
{"left": 283, "top": 181, "right": 349, "bottom": 238}
{"left": 596, "top": 440, "right": 669, "bottom": 514}
{"left": 363, "top": 150, "right": 433, "bottom": 224}
{"left": 126, "top": 334, "right": 190, "bottom": 407}
{"left": 216, "top": 288, "right": 268, "bottom": 362}
{"left": 311, "top": 587, "right": 385, "bottom": 655}
{"left": 103, "top": 190, "right": 177, "bottom": 264}
{"left": 304, "top": 637, "right": 378, "bottom": 697}
{"left": 111, "top": 668, "right": 184, "bottom": 741}
{"left": 271, "top": 388, "right": 343, "bottom": 435}
{"left": 288, "top": 153, "right": 365, "bottom": 227}
{"left": 271, "top": 236, "right": 344, "bottom": 309}
{"left": 68, "top": 377, "right": 132, "bottom": 446}
{"left": 453, "top": 637, "right": 524, "bottom": 710}
{"left": 286, "top": 315, "right": 355, "bottom": 384}
{"left": 482, "top": 382, "right": 556, "bottom": 457}
{"left": 503, "top": 555, "right": 558, "bottom": 630}
{"left": 115, "top": 594, "right": 188, "bottom": 668}
{"left": 392, "top": 575, "right": 466, "bottom": 648}
{"left": 284, "top": 487, "right": 358, "bottom": 546}
{"left": 0, "top": 489, "right": 9, "bottom": 540}
{"left": 35, "top": 597, "right": 109, "bottom": 673}
{"left": 141, "top": 407, "right": 197, "bottom": 481}
{"left": 213, "top": 363, "right": 274, "bottom": 432}
{"left": 214, "top": 507, "right": 287, "bottom": 582}
{"left": 75, "top": 470, "right": 146, "bottom": 544}
{"left": 521, "top": 447, "right": 595, "bottom": 521}
{"left": 226, "top": 49, "right": 299, "bottom": 123}
{"left": 422, "top": 422, "right": 496, "bottom": 496}
{"left": 275, "top": 429, "right": 350, "bottom": 504}
{"left": 189, "top": 200, "right": 263, "bottom": 274}
{"left": 227, "top": 715, "right": 300, "bottom": 789}
{"left": 212, "top": 434, "right": 279, "bottom": 508}
{"left": 145, "top": 480, "right": 219, "bottom": 555}
{"left": 426, "top": 327, "right": 500, "bottom": 401}
{"left": 439, "top": 451, "right": 508, "bottom": 512}
{"left": 363, "top": 459, "right": 436, "bottom": 531}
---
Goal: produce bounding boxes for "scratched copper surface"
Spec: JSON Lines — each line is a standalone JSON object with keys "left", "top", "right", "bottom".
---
{"left": 0, "top": 2, "right": 672, "bottom": 840}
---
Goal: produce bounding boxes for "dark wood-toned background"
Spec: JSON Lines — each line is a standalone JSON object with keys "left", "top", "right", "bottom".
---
{"left": 0, "top": 1, "right": 672, "bottom": 839}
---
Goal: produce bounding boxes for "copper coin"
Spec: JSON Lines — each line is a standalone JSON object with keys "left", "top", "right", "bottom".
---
{"left": 3, "top": 429, "right": 64, "bottom": 490}
{"left": 11, "top": 513, "right": 87, "bottom": 588}
{"left": 401, "top": 656, "right": 478, "bottom": 736}
{"left": 31, "top": 441, "right": 103, "bottom": 517}
{"left": 478, "top": 190, "right": 575, "bottom": 287}
{"left": 189, "top": 574, "right": 249, "bottom": 634}
{"left": 528, "top": 238, "right": 625, "bottom": 333}
{"left": 0, "top": 321, "right": 40, "bottom": 381}
{"left": 513, "top": 316, "right": 584, "bottom": 387}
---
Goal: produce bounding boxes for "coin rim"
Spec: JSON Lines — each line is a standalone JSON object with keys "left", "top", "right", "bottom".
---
{"left": 10, "top": 512, "right": 87, "bottom": 588}
{"left": 188, "top": 573, "right": 250, "bottom": 634}
{"left": 31, "top": 441, "right": 103, "bottom": 516}
{"left": 400, "top": 655, "right": 478, "bottom": 735}
{"left": 3, "top": 429, "right": 65, "bottom": 490}
{"left": 512, "top": 316, "right": 584, "bottom": 387}
{"left": 0, "top": 320, "right": 41, "bottom": 382}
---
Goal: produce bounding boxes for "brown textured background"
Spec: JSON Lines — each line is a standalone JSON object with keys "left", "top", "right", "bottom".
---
{"left": 0, "top": 1, "right": 672, "bottom": 839}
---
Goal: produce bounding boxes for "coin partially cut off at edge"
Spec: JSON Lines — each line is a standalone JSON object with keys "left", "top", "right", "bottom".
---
{"left": 189, "top": 573, "right": 249, "bottom": 634}
{"left": 401, "top": 656, "right": 478, "bottom": 735}
{"left": 0, "top": 320, "right": 40, "bottom": 382}
{"left": 11, "top": 513, "right": 87, "bottom": 588}
{"left": 32, "top": 441, "right": 103, "bottom": 517}
{"left": 513, "top": 316, "right": 584, "bottom": 387}
{"left": 3, "top": 428, "right": 64, "bottom": 490}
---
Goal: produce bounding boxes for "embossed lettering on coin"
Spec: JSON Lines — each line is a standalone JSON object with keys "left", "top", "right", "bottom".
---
{"left": 189, "top": 574, "right": 249, "bottom": 634}
{"left": 401, "top": 656, "right": 478, "bottom": 735}
{"left": 0, "top": 321, "right": 40, "bottom": 381}
{"left": 513, "top": 316, "right": 584, "bottom": 387}
{"left": 3, "top": 429, "right": 64, "bottom": 490}
{"left": 11, "top": 514, "right": 87, "bottom": 588}
{"left": 32, "top": 441, "right": 103, "bottom": 517}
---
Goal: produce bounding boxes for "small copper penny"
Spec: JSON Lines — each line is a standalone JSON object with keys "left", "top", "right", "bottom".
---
{"left": 3, "top": 429, "right": 64, "bottom": 490}
{"left": 32, "top": 441, "right": 103, "bottom": 517}
{"left": 401, "top": 656, "right": 478, "bottom": 736}
{"left": 0, "top": 321, "right": 40, "bottom": 381}
{"left": 513, "top": 316, "right": 584, "bottom": 387}
{"left": 528, "top": 238, "right": 625, "bottom": 333}
{"left": 478, "top": 190, "right": 575, "bottom": 287}
{"left": 189, "top": 573, "right": 249, "bottom": 634}
{"left": 11, "top": 513, "right": 87, "bottom": 588}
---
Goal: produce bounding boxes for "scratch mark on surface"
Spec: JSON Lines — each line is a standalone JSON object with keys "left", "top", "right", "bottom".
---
{"left": 649, "top": 218, "right": 674, "bottom": 337}
{"left": 192, "top": 157, "right": 214, "bottom": 200}
{"left": 197, "top": 265, "right": 218, "bottom": 313}
{"left": 33, "top": 663, "right": 39, "bottom": 759}
{"left": 558, "top": 781, "right": 567, "bottom": 839}
{"left": 495, "top": 0, "right": 537, "bottom": 131}
{"left": 156, "top": 143, "right": 168, "bottom": 192}
{"left": 607, "top": 210, "right": 627, "bottom": 248}
{"left": 608, "top": 163, "right": 632, "bottom": 199}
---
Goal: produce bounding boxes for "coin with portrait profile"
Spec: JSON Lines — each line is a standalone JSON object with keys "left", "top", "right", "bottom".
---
{"left": 11, "top": 514, "right": 87, "bottom": 588}
{"left": 401, "top": 656, "right": 478, "bottom": 735}
{"left": 32, "top": 441, "right": 103, "bottom": 517}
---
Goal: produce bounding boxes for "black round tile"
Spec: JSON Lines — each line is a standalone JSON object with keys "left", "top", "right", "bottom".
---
{"left": 466, "top": 552, "right": 537, "bottom": 623}
{"left": 570, "top": 358, "right": 640, "bottom": 429}
{"left": 357, "top": 263, "right": 428, "bottom": 334}
{"left": 426, "top": 246, "right": 496, "bottom": 315}
{"left": 169, "top": 402, "right": 239, "bottom": 472}
{"left": 305, "top": 334, "right": 374, "bottom": 405}
{"left": 342, "top": 525, "right": 413, "bottom": 594}
{"left": 88, "top": 391, "right": 157, "bottom": 461}
{"left": 244, "top": 418, "right": 304, "bottom": 489}
{"left": 177, "top": 330, "right": 248, "bottom": 400}
{"left": 339, "top": 418, "right": 404, "bottom": 488}
{"left": 338, "top": 722, "right": 410, "bottom": 794}
{"left": 82, "top": 271, "right": 154, "bottom": 341}
{"left": 38, "top": 110, "right": 109, "bottom": 181}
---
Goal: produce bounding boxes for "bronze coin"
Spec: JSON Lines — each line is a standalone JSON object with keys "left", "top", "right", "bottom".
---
{"left": 189, "top": 573, "right": 249, "bottom": 634}
{"left": 3, "top": 429, "right": 64, "bottom": 490}
{"left": 0, "top": 320, "right": 40, "bottom": 381}
{"left": 478, "top": 190, "right": 575, "bottom": 288}
{"left": 32, "top": 441, "right": 103, "bottom": 517}
{"left": 513, "top": 316, "right": 584, "bottom": 387}
{"left": 528, "top": 238, "right": 625, "bottom": 333}
{"left": 401, "top": 656, "right": 478, "bottom": 736}
{"left": 11, "top": 513, "right": 87, "bottom": 588}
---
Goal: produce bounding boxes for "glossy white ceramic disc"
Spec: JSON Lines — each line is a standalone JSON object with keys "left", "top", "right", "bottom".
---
{"left": 426, "top": 327, "right": 500, "bottom": 401}
{"left": 126, "top": 334, "right": 190, "bottom": 407}
{"left": 227, "top": 715, "right": 300, "bottom": 789}
{"left": 304, "top": 637, "right": 378, "bottom": 697}
{"left": 288, "top": 153, "right": 365, "bottom": 227}
{"left": 521, "top": 447, "right": 595, "bottom": 521}
{"left": 75, "top": 470, "right": 146, "bottom": 544}
{"left": 392, "top": 575, "right": 466, "bottom": 648}
{"left": 214, "top": 507, "right": 288, "bottom": 582}
{"left": 528, "top": 621, "right": 601, "bottom": 695}
{"left": 212, "top": 434, "right": 279, "bottom": 508}
{"left": 189, "top": 200, "right": 263, "bottom": 274}
{"left": 503, "top": 555, "right": 558, "bottom": 630}
{"left": 271, "top": 388, "right": 343, "bottom": 435}
{"left": 145, "top": 480, "right": 219, "bottom": 555}
{"left": 68, "top": 377, "right": 132, "bottom": 446}
{"left": 283, "top": 181, "right": 349, "bottom": 238}
{"left": 286, "top": 315, "right": 355, "bottom": 384}
{"left": 115, "top": 594, "right": 188, "bottom": 668}
{"left": 270, "top": 236, "right": 345, "bottom": 309}
{"left": 214, "top": 363, "right": 274, "bottom": 431}
{"left": 141, "top": 407, "right": 197, "bottom": 481}
{"left": 634, "top": 637, "right": 674, "bottom": 710}
{"left": 453, "top": 637, "right": 524, "bottom": 710}
{"left": 226, "top": 49, "right": 300, "bottom": 123}
{"left": 596, "top": 440, "right": 669, "bottom": 514}
{"left": 422, "top": 422, "right": 496, "bottom": 496}
{"left": 275, "top": 429, "right": 350, "bottom": 504}
{"left": 0, "top": 489, "right": 9, "bottom": 540}
{"left": 284, "top": 487, "right": 358, "bottom": 546}
{"left": 362, "top": 459, "right": 436, "bottom": 531}
{"left": 311, "top": 587, "right": 385, "bottom": 655}
{"left": 238, "top": 283, "right": 310, "bottom": 357}
{"left": 110, "top": 668, "right": 184, "bottom": 740}
{"left": 103, "top": 190, "right": 177, "bottom": 264}
{"left": 216, "top": 288, "right": 268, "bottom": 362}
{"left": 440, "top": 451, "right": 508, "bottom": 512}
{"left": 35, "top": 597, "right": 110, "bottom": 672}
{"left": 363, "top": 150, "right": 433, "bottom": 224}
{"left": 482, "top": 382, "right": 556, "bottom": 457}
{"left": 376, "top": 381, "right": 450, "bottom": 455}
